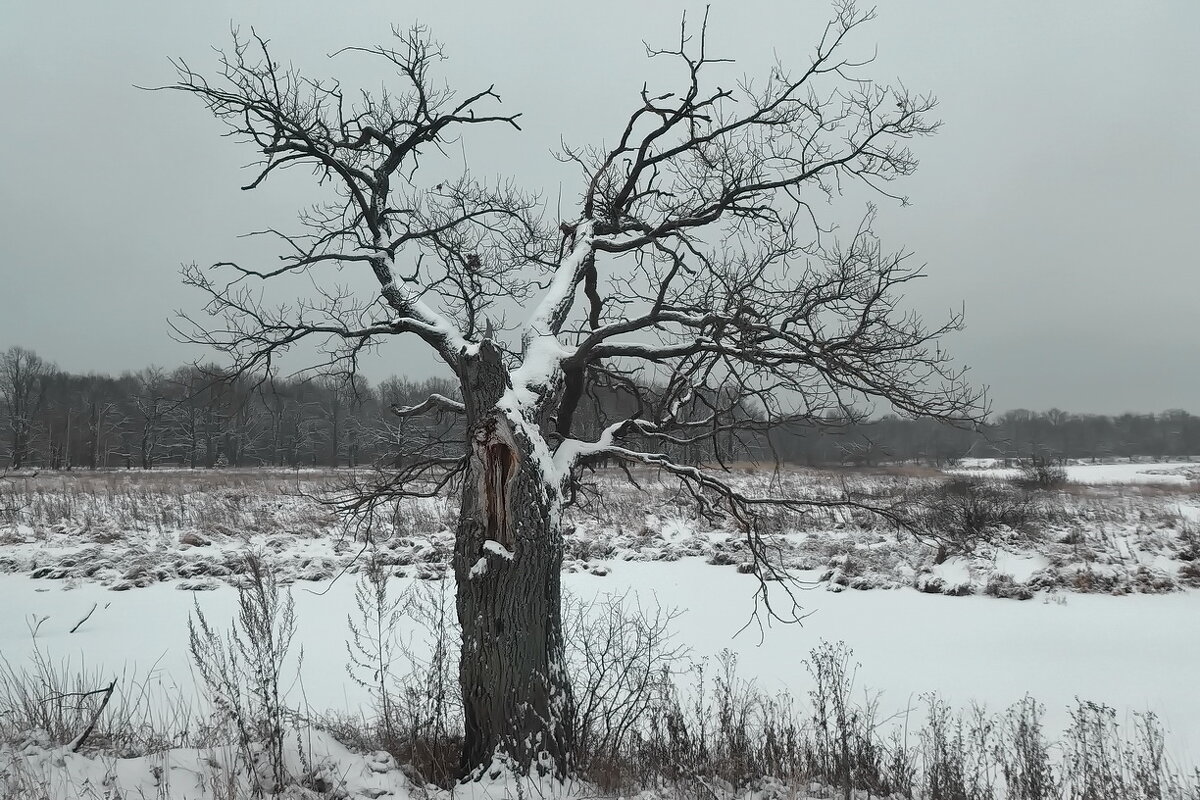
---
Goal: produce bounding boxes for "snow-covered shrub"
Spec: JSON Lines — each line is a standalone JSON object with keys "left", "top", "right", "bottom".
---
{"left": 913, "top": 477, "right": 1032, "bottom": 563}
{"left": 1069, "top": 566, "right": 1124, "bottom": 594}
{"left": 1013, "top": 458, "right": 1068, "bottom": 491}
{"left": 564, "top": 591, "right": 685, "bottom": 783}
{"left": 984, "top": 573, "right": 1035, "bottom": 600}
{"left": 1131, "top": 565, "right": 1176, "bottom": 593}
{"left": 1175, "top": 525, "right": 1200, "bottom": 562}
{"left": 996, "top": 696, "right": 1057, "bottom": 800}
{"left": 188, "top": 553, "right": 297, "bottom": 794}
{"left": 1179, "top": 561, "right": 1200, "bottom": 588}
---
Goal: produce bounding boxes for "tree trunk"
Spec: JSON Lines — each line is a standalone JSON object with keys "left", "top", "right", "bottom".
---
{"left": 11, "top": 423, "right": 26, "bottom": 469}
{"left": 453, "top": 342, "right": 573, "bottom": 778}
{"left": 87, "top": 401, "right": 100, "bottom": 471}
{"left": 188, "top": 414, "right": 198, "bottom": 469}
{"left": 204, "top": 406, "right": 217, "bottom": 468}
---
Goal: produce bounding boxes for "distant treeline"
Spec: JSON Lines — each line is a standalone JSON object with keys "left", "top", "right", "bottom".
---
{"left": 772, "top": 409, "right": 1200, "bottom": 467}
{"left": 0, "top": 346, "right": 457, "bottom": 471}
{"left": 0, "top": 346, "right": 1195, "bottom": 470}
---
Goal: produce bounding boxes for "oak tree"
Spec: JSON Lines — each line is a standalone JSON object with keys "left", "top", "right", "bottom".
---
{"left": 164, "top": 3, "right": 984, "bottom": 777}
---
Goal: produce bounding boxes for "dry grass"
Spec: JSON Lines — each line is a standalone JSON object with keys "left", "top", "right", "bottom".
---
{"left": 0, "top": 469, "right": 344, "bottom": 540}
{"left": 0, "top": 648, "right": 197, "bottom": 757}
{"left": 2, "top": 465, "right": 1197, "bottom": 600}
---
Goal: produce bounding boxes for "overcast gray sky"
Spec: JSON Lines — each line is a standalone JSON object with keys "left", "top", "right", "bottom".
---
{"left": 1, "top": 0, "right": 1196, "bottom": 415}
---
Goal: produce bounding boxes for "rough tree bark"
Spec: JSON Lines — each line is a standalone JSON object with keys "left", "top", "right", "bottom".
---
{"left": 453, "top": 341, "right": 572, "bottom": 775}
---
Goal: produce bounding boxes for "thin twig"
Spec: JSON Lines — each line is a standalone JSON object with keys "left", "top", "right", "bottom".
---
{"left": 69, "top": 603, "right": 99, "bottom": 634}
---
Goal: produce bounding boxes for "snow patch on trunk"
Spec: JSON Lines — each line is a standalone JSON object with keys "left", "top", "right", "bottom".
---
{"left": 482, "top": 539, "right": 514, "bottom": 560}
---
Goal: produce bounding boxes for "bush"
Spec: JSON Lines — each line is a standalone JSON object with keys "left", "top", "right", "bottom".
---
{"left": 188, "top": 553, "right": 297, "bottom": 794}
{"left": 1177, "top": 561, "right": 1200, "bottom": 588}
{"left": 565, "top": 591, "right": 685, "bottom": 778}
{"left": 1014, "top": 458, "right": 1068, "bottom": 491}
{"left": 913, "top": 478, "right": 1032, "bottom": 563}
{"left": 1175, "top": 525, "right": 1200, "bottom": 562}
{"left": 341, "top": 562, "right": 461, "bottom": 788}
{"left": 984, "top": 573, "right": 1035, "bottom": 600}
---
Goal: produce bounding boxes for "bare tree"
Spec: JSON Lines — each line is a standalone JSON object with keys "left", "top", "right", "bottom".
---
{"left": 0, "top": 347, "right": 52, "bottom": 469}
{"left": 211, "top": 373, "right": 269, "bottom": 467}
{"left": 313, "top": 374, "right": 371, "bottom": 467}
{"left": 162, "top": 4, "right": 984, "bottom": 777}
{"left": 131, "top": 367, "right": 170, "bottom": 469}
{"left": 81, "top": 378, "right": 123, "bottom": 471}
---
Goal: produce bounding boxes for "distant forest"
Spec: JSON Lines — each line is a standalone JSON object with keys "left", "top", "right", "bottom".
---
{"left": 1, "top": 346, "right": 1196, "bottom": 470}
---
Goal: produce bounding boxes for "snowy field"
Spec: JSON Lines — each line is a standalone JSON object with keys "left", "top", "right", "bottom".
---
{"left": 3, "top": 563, "right": 1197, "bottom": 749}
{"left": 1, "top": 463, "right": 1198, "bottom": 796}
{"left": 954, "top": 459, "right": 1200, "bottom": 486}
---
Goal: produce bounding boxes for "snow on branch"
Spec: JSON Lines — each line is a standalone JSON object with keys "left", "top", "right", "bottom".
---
{"left": 522, "top": 220, "right": 596, "bottom": 346}
{"left": 497, "top": 221, "right": 602, "bottom": 411}
{"left": 390, "top": 393, "right": 466, "bottom": 418}
{"left": 377, "top": 264, "right": 472, "bottom": 362}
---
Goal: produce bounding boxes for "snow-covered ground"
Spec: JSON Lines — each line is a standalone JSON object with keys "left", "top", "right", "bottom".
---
{"left": 4, "top": 564, "right": 1197, "bottom": 748}
{"left": 2, "top": 465, "right": 1198, "bottom": 598}
{"left": 1, "top": 466, "right": 1198, "bottom": 796}
{"left": 954, "top": 458, "right": 1200, "bottom": 485}
{"left": 2, "top": 563, "right": 1198, "bottom": 796}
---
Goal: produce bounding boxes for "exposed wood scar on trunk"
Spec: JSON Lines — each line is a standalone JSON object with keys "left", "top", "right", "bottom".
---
{"left": 477, "top": 417, "right": 519, "bottom": 552}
